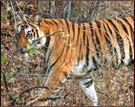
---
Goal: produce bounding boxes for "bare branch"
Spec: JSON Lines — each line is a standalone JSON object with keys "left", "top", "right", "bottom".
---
{"left": 10, "top": 1, "right": 17, "bottom": 30}
{"left": 19, "top": 86, "right": 69, "bottom": 105}
{"left": 15, "top": 1, "right": 23, "bottom": 21}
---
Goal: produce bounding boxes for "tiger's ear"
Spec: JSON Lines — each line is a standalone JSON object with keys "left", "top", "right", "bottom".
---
{"left": 33, "top": 15, "right": 42, "bottom": 26}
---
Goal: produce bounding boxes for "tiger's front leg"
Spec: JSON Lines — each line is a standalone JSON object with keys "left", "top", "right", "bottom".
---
{"left": 26, "top": 67, "right": 70, "bottom": 106}
{"left": 78, "top": 75, "right": 98, "bottom": 106}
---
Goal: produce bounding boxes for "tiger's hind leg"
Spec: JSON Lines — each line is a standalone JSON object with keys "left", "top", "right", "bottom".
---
{"left": 78, "top": 75, "right": 98, "bottom": 106}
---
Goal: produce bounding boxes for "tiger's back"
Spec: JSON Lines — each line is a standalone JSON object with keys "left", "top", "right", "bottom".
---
{"left": 46, "top": 17, "right": 134, "bottom": 77}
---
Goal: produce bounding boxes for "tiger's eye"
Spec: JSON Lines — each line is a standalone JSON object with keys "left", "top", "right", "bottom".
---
{"left": 21, "top": 26, "right": 24, "bottom": 30}
{"left": 25, "top": 25, "right": 29, "bottom": 28}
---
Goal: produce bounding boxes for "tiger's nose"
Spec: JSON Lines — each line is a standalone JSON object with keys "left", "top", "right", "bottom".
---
{"left": 16, "top": 30, "right": 28, "bottom": 48}
{"left": 16, "top": 37, "right": 28, "bottom": 48}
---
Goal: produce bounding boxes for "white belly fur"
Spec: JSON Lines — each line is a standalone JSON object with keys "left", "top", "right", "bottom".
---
{"left": 72, "top": 59, "right": 95, "bottom": 77}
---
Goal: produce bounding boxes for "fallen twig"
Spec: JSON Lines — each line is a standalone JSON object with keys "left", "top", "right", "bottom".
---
{"left": 19, "top": 86, "right": 69, "bottom": 105}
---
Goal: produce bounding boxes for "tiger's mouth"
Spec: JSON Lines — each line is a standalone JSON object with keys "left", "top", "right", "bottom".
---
{"left": 19, "top": 48, "right": 27, "bottom": 54}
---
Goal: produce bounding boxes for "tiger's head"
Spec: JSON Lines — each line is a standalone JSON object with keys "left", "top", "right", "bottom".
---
{"left": 16, "top": 16, "right": 64, "bottom": 53}
{"left": 16, "top": 17, "right": 48, "bottom": 49}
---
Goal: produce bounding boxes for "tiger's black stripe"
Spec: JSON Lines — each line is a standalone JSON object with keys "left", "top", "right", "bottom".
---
{"left": 102, "top": 24, "right": 113, "bottom": 55}
{"left": 122, "top": 17, "right": 134, "bottom": 43}
{"left": 77, "top": 23, "right": 80, "bottom": 46}
{"left": 72, "top": 23, "right": 75, "bottom": 41}
{"left": 36, "top": 30, "right": 39, "bottom": 38}
{"left": 83, "top": 24, "right": 86, "bottom": 45}
{"left": 103, "top": 20, "right": 115, "bottom": 38}
{"left": 86, "top": 33, "right": 89, "bottom": 66}
{"left": 83, "top": 78, "right": 93, "bottom": 88}
{"left": 51, "top": 20, "right": 59, "bottom": 29}
{"left": 77, "top": 24, "right": 81, "bottom": 65}
{"left": 44, "top": 20, "right": 55, "bottom": 26}
{"left": 48, "top": 45, "right": 65, "bottom": 73}
{"left": 117, "top": 19, "right": 129, "bottom": 36}
{"left": 91, "top": 22, "right": 100, "bottom": 58}
{"left": 107, "top": 19, "right": 125, "bottom": 63}
{"left": 123, "top": 17, "right": 134, "bottom": 33}
{"left": 59, "top": 19, "right": 64, "bottom": 31}
{"left": 65, "top": 20, "right": 70, "bottom": 34}
{"left": 95, "top": 21, "right": 103, "bottom": 54}
{"left": 89, "top": 23, "right": 99, "bottom": 58}
{"left": 92, "top": 56, "right": 99, "bottom": 70}
{"left": 45, "top": 36, "right": 50, "bottom": 52}
{"left": 64, "top": 20, "right": 71, "bottom": 53}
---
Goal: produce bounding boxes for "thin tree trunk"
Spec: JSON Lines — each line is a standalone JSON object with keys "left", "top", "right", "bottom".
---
{"left": 89, "top": 1, "right": 100, "bottom": 22}
{"left": 50, "top": 1, "right": 56, "bottom": 18}
{"left": 62, "top": 1, "right": 66, "bottom": 18}
{"left": 66, "top": 1, "right": 71, "bottom": 20}
{"left": 37, "top": 0, "right": 43, "bottom": 13}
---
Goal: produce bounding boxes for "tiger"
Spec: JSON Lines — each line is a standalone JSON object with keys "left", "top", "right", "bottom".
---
{"left": 16, "top": 16, "right": 134, "bottom": 106}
